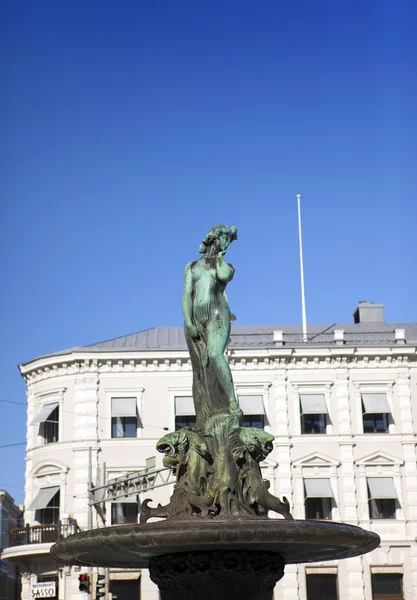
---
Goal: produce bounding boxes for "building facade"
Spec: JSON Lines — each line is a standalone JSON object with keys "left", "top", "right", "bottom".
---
{"left": 2, "top": 302, "right": 417, "bottom": 600}
{"left": 0, "top": 491, "right": 23, "bottom": 600}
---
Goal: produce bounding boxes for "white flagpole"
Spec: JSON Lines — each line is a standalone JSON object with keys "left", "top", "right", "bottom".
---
{"left": 297, "top": 194, "right": 308, "bottom": 342}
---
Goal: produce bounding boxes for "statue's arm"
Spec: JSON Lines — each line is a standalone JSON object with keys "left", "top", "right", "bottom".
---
{"left": 182, "top": 262, "right": 194, "bottom": 327}
{"left": 216, "top": 252, "right": 235, "bottom": 283}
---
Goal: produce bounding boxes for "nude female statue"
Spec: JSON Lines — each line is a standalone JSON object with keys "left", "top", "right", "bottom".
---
{"left": 182, "top": 225, "right": 241, "bottom": 425}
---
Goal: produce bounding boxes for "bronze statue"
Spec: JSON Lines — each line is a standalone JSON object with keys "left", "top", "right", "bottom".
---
{"left": 141, "top": 226, "right": 293, "bottom": 522}
{"left": 182, "top": 225, "right": 241, "bottom": 424}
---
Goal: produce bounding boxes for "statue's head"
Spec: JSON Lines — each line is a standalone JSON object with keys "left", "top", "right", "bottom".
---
{"left": 199, "top": 225, "right": 238, "bottom": 255}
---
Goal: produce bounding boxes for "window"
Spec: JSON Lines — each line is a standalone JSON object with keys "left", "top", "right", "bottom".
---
{"left": 306, "top": 574, "right": 338, "bottom": 600}
{"left": 31, "top": 403, "right": 60, "bottom": 444}
{"left": 111, "top": 398, "right": 138, "bottom": 438}
{"left": 372, "top": 574, "right": 403, "bottom": 599}
{"left": 242, "top": 414, "right": 264, "bottom": 429}
{"left": 300, "top": 394, "right": 327, "bottom": 434}
{"left": 39, "top": 406, "right": 59, "bottom": 443}
{"left": 111, "top": 502, "right": 138, "bottom": 525}
{"left": 362, "top": 394, "right": 390, "bottom": 433}
{"left": 110, "top": 580, "right": 140, "bottom": 600}
{"left": 304, "top": 479, "right": 334, "bottom": 520}
{"left": 367, "top": 478, "right": 398, "bottom": 519}
{"left": 35, "top": 489, "right": 60, "bottom": 525}
{"left": 174, "top": 397, "right": 196, "bottom": 431}
{"left": 175, "top": 415, "right": 196, "bottom": 430}
{"left": 238, "top": 395, "right": 265, "bottom": 429}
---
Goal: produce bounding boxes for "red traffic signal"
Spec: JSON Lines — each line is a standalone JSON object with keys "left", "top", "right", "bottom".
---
{"left": 79, "top": 574, "right": 90, "bottom": 592}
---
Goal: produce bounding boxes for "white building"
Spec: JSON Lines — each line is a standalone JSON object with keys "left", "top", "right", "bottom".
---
{"left": 0, "top": 491, "right": 22, "bottom": 600}
{"left": 2, "top": 301, "right": 417, "bottom": 600}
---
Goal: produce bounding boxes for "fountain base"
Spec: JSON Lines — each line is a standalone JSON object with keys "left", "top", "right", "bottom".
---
{"left": 149, "top": 550, "right": 285, "bottom": 600}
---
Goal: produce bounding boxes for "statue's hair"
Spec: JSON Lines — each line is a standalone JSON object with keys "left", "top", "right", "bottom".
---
{"left": 199, "top": 224, "right": 238, "bottom": 254}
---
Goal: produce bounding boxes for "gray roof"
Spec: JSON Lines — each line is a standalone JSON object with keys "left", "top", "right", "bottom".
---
{"left": 32, "top": 322, "right": 417, "bottom": 362}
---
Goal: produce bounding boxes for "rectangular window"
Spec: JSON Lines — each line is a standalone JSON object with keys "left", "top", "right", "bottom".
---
{"left": 35, "top": 490, "right": 60, "bottom": 525}
{"left": 300, "top": 394, "right": 327, "bottom": 434}
{"left": 174, "top": 396, "right": 196, "bottom": 431}
{"left": 369, "top": 499, "right": 396, "bottom": 519}
{"left": 111, "top": 398, "right": 138, "bottom": 438}
{"left": 306, "top": 574, "right": 338, "bottom": 600}
{"left": 362, "top": 394, "right": 390, "bottom": 433}
{"left": 112, "top": 417, "right": 137, "bottom": 438}
{"left": 175, "top": 415, "right": 196, "bottom": 430}
{"left": 304, "top": 479, "right": 334, "bottom": 520}
{"left": 301, "top": 414, "right": 326, "bottom": 434}
{"left": 109, "top": 580, "right": 140, "bottom": 600}
{"left": 242, "top": 414, "right": 265, "bottom": 429}
{"left": 238, "top": 395, "right": 265, "bottom": 429}
{"left": 372, "top": 573, "right": 403, "bottom": 599}
{"left": 38, "top": 405, "right": 59, "bottom": 443}
{"left": 305, "top": 497, "right": 332, "bottom": 520}
{"left": 367, "top": 478, "right": 398, "bottom": 519}
{"left": 111, "top": 502, "right": 138, "bottom": 525}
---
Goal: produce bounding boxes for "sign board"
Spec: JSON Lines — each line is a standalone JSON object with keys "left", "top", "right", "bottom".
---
{"left": 31, "top": 582, "right": 56, "bottom": 598}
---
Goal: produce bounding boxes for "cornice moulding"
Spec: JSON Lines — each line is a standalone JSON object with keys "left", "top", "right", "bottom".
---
{"left": 20, "top": 347, "right": 417, "bottom": 384}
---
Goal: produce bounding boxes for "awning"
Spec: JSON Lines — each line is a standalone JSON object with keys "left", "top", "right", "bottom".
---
{"left": 300, "top": 394, "right": 327, "bottom": 414}
{"left": 29, "top": 486, "right": 60, "bottom": 510}
{"left": 304, "top": 478, "right": 333, "bottom": 498}
{"left": 31, "top": 403, "right": 59, "bottom": 425}
{"left": 175, "top": 396, "right": 195, "bottom": 416}
{"left": 238, "top": 395, "right": 265, "bottom": 415}
{"left": 111, "top": 398, "right": 137, "bottom": 417}
{"left": 362, "top": 393, "right": 390, "bottom": 414}
{"left": 367, "top": 477, "right": 398, "bottom": 499}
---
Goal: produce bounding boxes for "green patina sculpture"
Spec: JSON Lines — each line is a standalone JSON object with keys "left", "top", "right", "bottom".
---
{"left": 141, "top": 226, "right": 293, "bottom": 522}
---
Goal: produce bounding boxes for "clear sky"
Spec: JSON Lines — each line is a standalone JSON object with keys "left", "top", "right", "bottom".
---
{"left": 1, "top": 1, "right": 416, "bottom": 504}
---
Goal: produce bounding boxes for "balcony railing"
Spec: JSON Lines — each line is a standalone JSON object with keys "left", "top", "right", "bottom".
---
{"left": 7, "top": 519, "right": 80, "bottom": 547}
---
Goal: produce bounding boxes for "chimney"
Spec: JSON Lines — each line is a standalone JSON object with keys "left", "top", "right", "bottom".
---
{"left": 273, "top": 330, "right": 284, "bottom": 346}
{"left": 353, "top": 301, "right": 384, "bottom": 324}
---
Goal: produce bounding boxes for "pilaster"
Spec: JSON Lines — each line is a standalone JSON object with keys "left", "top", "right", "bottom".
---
{"left": 397, "top": 368, "right": 414, "bottom": 433}
{"left": 339, "top": 441, "right": 358, "bottom": 523}
{"left": 274, "top": 372, "right": 289, "bottom": 437}
{"left": 346, "top": 556, "right": 365, "bottom": 600}
{"left": 335, "top": 369, "right": 351, "bottom": 434}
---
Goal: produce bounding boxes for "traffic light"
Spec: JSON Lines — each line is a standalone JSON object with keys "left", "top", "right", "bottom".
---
{"left": 91, "top": 572, "right": 107, "bottom": 600}
{"left": 95, "top": 575, "right": 106, "bottom": 600}
{"left": 78, "top": 574, "right": 90, "bottom": 593}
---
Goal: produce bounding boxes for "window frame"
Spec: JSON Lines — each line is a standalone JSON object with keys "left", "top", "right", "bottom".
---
{"left": 105, "top": 390, "right": 144, "bottom": 439}
{"left": 292, "top": 384, "right": 332, "bottom": 435}
{"left": 39, "top": 405, "right": 60, "bottom": 444}
{"left": 235, "top": 385, "right": 271, "bottom": 433}
{"left": 353, "top": 384, "right": 395, "bottom": 435}
{"left": 306, "top": 572, "right": 339, "bottom": 599}
{"left": 33, "top": 389, "right": 65, "bottom": 447}
{"left": 35, "top": 489, "right": 61, "bottom": 526}
{"left": 371, "top": 573, "right": 403, "bottom": 599}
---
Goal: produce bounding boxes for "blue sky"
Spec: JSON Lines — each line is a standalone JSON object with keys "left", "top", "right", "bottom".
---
{"left": 1, "top": 1, "right": 416, "bottom": 504}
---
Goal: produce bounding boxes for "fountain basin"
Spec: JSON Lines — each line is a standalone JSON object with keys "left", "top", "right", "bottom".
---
{"left": 51, "top": 518, "right": 380, "bottom": 568}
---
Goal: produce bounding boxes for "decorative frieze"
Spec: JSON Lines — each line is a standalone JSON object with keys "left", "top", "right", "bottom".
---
{"left": 20, "top": 351, "right": 415, "bottom": 385}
